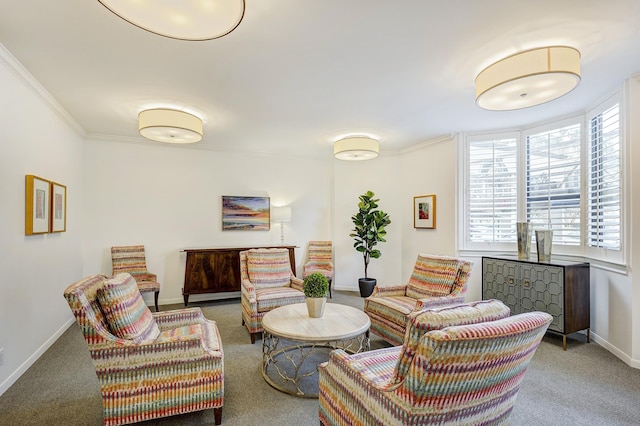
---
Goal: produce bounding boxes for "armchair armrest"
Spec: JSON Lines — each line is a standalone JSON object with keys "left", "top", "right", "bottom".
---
{"left": 414, "top": 295, "right": 465, "bottom": 311}
{"left": 133, "top": 272, "right": 158, "bottom": 282}
{"left": 320, "top": 348, "right": 402, "bottom": 393}
{"left": 153, "top": 307, "right": 207, "bottom": 329}
{"left": 290, "top": 276, "right": 304, "bottom": 292}
{"left": 241, "top": 278, "right": 256, "bottom": 301}
{"left": 370, "top": 284, "right": 407, "bottom": 298}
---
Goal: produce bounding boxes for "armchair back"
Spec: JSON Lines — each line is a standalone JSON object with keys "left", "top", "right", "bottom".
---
{"left": 405, "top": 254, "right": 472, "bottom": 299}
{"left": 240, "top": 248, "right": 293, "bottom": 288}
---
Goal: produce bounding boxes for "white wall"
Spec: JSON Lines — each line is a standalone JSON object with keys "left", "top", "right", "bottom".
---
{"left": 0, "top": 47, "right": 85, "bottom": 394}
{"left": 332, "top": 155, "right": 403, "bottom": 291}
{"left": 82, "top": 138, "right": 335, "bottom": 304}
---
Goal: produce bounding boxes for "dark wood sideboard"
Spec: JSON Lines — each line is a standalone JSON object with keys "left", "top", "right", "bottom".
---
{"left": 182, "top": 246, "right": 297, "bottom": 306}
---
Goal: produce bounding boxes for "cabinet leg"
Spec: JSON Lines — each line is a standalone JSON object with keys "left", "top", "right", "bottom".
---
{"left": 183, "top": 293, "right": 189, "bottom": 306}
{"left": 563, "top": 335, "right": 567, "bottom": 351}
{"left": 587, "top": 328, "right": 590, "bottom": 343}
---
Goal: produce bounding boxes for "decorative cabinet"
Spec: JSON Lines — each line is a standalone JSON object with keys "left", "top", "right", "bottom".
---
{"left": 482, "top": 256, "right": 590, "bottom": 350}
{"left": 182, "top": 246, "right": 297, "bottom": 306}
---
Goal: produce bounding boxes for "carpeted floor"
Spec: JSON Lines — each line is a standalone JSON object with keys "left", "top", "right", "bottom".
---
{"left": 1, "top": 290, "right": 639, "bottom": 425}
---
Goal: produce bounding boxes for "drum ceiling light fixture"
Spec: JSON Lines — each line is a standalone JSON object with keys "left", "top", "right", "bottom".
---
{"left": 475, "top": 46, "right": 581, "bottom": 111}
{"left": 97, "top": 0, "right": 245, "bottom": 41}
{"left": 334, "top": 136, "right": 379, "bottom": 161}
{"left": 138, "top": 109, "right": 203, "bottom": 144}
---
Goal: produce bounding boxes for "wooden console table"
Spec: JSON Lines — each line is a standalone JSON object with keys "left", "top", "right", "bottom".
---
{"left": 181, "top": 246, "right": 297, "bottom": 306}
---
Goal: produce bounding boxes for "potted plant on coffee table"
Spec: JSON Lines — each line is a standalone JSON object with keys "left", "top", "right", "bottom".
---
{"left": 350, "top": 190, "right": 391, "bottom": 297}
{"left": 303, "top": 272, "right": 329, "bottom": 318}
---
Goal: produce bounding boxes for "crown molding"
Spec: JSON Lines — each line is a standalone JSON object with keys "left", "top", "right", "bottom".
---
{"left": 0, "top": 42, "right": 85, "bottom": 136}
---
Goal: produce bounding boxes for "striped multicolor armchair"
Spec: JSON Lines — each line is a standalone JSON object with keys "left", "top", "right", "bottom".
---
{"left": 111, "top": 245, "right": 160, "bottom": 311}
{"left": 64, "top": 273, "right": 224, "bottom": 426}
{"left": 319, "top": 300, "right": 552, "bottom": 426}
{"left": 364, "top": 253, "right": 473, "bottom": 346}
{"left": 302, "top": 241, "right": 334, "bottom": 298}
{"left": 240, "top": 248, "right": 306, "bottom": 343}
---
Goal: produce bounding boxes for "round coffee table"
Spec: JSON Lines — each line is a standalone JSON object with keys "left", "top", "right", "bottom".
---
{"left": 261, "top": 303, "right": 370, "bottom": 397}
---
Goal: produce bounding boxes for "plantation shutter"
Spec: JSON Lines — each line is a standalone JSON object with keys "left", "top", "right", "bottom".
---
{"left": 588, "top": 103, "right": 621, "bottom": 250}
{"left": 525, "top": 123, "right": 581, "bottom": 245}
{"left": 466, "top": 136, "right": 518, "bottom": 244}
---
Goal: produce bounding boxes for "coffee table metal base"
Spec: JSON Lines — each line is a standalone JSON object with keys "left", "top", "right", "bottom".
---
{"left": 262, "top": 330, "right": 369, "bottom": 398}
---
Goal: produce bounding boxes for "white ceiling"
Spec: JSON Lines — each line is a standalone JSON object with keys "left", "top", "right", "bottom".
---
{"left": 1, "top": 0, "right": 639, "bottom": 158}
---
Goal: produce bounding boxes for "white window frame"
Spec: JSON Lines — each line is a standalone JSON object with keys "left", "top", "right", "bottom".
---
{"left": 459, "top": 91, "right": 626, "bottom": 267}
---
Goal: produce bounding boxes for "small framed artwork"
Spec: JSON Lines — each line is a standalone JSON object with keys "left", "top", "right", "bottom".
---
{"left": 50, "top": 181, "right": 67, "bottom": 233}
{"left": 25, "top": 175, "right": 51, "bottom": 235}
{"left": 222, "top": 196, "right": 270, "bottom": 231}
{"left": 414, "top": 194, "right": 436, "bottom": 229}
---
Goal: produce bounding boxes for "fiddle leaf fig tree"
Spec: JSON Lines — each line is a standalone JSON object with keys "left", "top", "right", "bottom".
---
{"left": 350, "top": 190, "right": 391, "bottom": 279}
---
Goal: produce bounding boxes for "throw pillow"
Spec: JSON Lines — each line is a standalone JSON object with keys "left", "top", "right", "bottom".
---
{"left": 97, "top": 272, "right": 160, "bottom": 341}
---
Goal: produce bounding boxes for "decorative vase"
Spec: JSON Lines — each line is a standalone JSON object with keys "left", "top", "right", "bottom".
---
{"left": 358, "top": 278, "right": 377, "bottom": 298}
{"left": 517, "top": 222, "right": 532, "bottom": 259}
{"left": 536, "top": 230, "right": 553, "bottom": 262}
{"left": 306, "top": 297, "right": 327, "bottom": 318}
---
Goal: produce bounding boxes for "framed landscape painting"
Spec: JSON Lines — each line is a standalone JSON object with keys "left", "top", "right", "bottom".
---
{"left": 414, "top": 194, "right": 436, "bottom": 229}
{"left": 222, "top": 196, "right": 270, "bottom": 231}
{"left": 25, "top": 175, "right": 51, "bottom": 235}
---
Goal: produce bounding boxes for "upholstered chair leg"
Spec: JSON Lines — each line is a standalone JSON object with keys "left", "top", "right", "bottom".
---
{"left": 154, "top": 291, "right": 159, "bottom": 312}
{"left": 328, "top": 278, "right": 333, "bottom": 298}
{"left": 214, "top": 407, "right": 222, "bottom": 425}
{"left": 250, "top": 332, "right": 260, "bottom": 344}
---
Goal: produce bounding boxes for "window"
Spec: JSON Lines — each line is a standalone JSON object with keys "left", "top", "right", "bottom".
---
{"left": 461, "top": 93, "right": 624, "bottom": 264}
{"left": 525, "top": 122, "right": 581, "bottom": 246}
{"left": 464, "top": 134, "right": 518, "bottom": 249}
{"left": 588, "top": 101, "right": 622, "bottom": 252}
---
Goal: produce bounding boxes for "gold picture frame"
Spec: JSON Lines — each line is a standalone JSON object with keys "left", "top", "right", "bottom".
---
{"left": 25, "top": 175, "right": 51, "bottom": 235}
{"left": 50, "top": 181, "right": 67, "bottom": 233}
{"left": 414, "top": 194, "right": 436, "bottom": 229}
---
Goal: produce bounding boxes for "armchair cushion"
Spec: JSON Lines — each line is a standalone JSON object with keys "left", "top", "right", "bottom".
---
{"left": 256, "top": 287, "right": 307, "bottom": 312}
{"left": 97, "top": 273, "right": 160, "bottom": 341}
{"left": 405, "top": 254, "right": 461, "bottom": 299}
{"left": 246, "top": 249, "right": 292, "bottom": 288}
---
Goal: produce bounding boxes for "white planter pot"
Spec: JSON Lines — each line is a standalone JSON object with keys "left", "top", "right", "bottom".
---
{"left": 306, "top": 297, "right": 327, "bottom": 318}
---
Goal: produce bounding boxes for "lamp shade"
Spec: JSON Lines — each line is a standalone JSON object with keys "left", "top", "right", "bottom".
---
{"left": 334, "top": 136, "right": 379, "bottom": 161}
{"left": 475, "top": 46, "right": 581, "bottom": 111}
{"left": 98, "top": 0, "right": 245, "bottom": 41}
{"left": 272, "top": 206, "right": 292, "bottom": 222}
{"left": 138, "top": 109, "right": 203, "bottom": 143}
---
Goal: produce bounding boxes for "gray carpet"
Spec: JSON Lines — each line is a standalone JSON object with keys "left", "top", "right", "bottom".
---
{"left": 1, "top": 291, "right": 639, "bottom": 425}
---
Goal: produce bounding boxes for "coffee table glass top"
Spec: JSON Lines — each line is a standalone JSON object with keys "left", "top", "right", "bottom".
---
{"left": 261, "top": 303, "right": 370, "bottom": 342}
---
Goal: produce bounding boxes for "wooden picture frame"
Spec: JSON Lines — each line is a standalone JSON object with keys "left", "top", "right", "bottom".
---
{"left": 221, "top": 196, "right": 270, "bottom": 231}
{"left": 50, "top": 181, "right": 67, "bottom": 232}
{"left": 25, "top": 175, "right": 51, "bottom": 235}
{"left": 414, "top": 194, "right": 436, "bottom": 229}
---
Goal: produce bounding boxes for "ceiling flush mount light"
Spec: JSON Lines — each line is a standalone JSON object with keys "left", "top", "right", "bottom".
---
{"left": 334, "top": 136, "right": 380, "bottom": 161}
{"left": 98, "top": 0, "right": 245, "bottom": 41}
{"left": 475, "top": 46, "right": 581, "bottom": 111}
{"left": 139, "top": 109, "right": 203, "bottom": 144}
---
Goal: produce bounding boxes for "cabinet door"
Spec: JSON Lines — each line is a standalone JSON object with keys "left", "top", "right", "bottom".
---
{"left": 483, "top": 258, "right": 519, "bottom": 313}
{"left": 518, "top": 263, "right": 564, "bottom": 333}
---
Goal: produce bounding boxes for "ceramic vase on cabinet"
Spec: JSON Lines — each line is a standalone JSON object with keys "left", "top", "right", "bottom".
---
{"left": 517, "top": 222, "right": 532, "bottom": 259}
{"left": 536, "top": 230, "right": 553, "bottom": 262}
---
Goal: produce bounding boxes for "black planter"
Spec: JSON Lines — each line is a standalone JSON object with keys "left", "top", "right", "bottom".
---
{"left": 358, "top": 278, "right": 377, "bottom": 297}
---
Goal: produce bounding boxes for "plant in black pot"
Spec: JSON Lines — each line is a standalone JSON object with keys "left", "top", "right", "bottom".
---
{"left": 350, "top": 190, "right": 391, "bottom": 297}
{"left": 303, "top": 272, "right": 329, "bottom": 318}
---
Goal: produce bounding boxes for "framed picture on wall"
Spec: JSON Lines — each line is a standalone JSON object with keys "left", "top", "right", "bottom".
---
{"left": 221, "top": 195, "right": 270, "bottom": 231}
{"left": 50, "top": 181, "right": 67, "bottom": 233}
{"left": 414, "top": 194, "right": 436, "bottom": 229}
{"left": 25, "top": 175, "right": 51, "bottom": 235}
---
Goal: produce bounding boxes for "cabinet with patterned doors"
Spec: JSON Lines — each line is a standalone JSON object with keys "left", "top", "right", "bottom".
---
{"left": 482, "top": 256, "right": 590, "bottom": 350}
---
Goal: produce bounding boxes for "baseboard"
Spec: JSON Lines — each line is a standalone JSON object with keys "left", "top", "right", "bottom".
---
{"left": 0, "top": 317, "right": 75, "bottom": 396}
{"left": 590, "top": 330, "right": 640, "bottom": 369}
